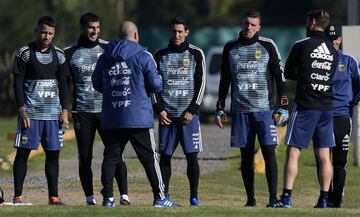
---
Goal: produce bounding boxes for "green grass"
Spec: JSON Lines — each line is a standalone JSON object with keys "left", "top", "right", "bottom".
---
{"left": 1, "top": 206, "right": 360, "bottom": 217}
{"left": 0, "top": 117, "right": 78, "bottom": 175}
{"left": 1, "top": 153, "right": 360, "bottom": 217}
{"left": 0, "top": 118, "right": 18, "bottom": 159}
{"left": 1, "top": 118, "right": 360, "bottom": 216}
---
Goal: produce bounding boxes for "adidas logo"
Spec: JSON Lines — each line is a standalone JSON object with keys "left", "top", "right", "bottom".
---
{"left": 343, "top": 134, "right": 350, "bottom": 143}
{"left": 310, "top": 43, "right": 333, "bottom": 61}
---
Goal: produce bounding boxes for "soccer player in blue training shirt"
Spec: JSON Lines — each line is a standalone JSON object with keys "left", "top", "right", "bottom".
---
{"left": 279, "top": 10, "right": 338, "bottom": 208}
{"left": 215, "top": 10, "right": 288, "bottom": 208}
{"left": 65, "top": 12, "right": 130, "bottom": 206}
{"left": 314, "top": 24, "right": 360, "bottom": 208}
{"left": 12, "top": 16, "right": 69, "bottom": 205}
{"left": 92, "top": 21, "right": 180, "bottom": 208}
{"left": 153, "top": 16, "right": 206, "bottom": 207}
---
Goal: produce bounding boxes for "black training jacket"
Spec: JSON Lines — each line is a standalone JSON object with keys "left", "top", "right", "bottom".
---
{"left": 285, "top": 31, "right": 338, "bottom": 110}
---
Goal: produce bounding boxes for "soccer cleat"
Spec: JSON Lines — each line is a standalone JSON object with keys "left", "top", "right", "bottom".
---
{"left": 102, "top": 197, "right": 115, "bottom": 208}
{"left": 266, "top": 199, "right": 282, "bottom": 208}
{"left": 314, "top": 198, "right": 328, "bottom": 208}
{"left": 120, "top": 194, "right": 130, "bottom": 205}
{"left": 327, "top": 198, "right": 342, "bottom": 208}
{"left": 244, "top": 198, "right": 256, "bottom": 207}
{"left": 49, "top": 197, "right": 65, "bottom": 206}
{"left": 153, "top": 198, "right": 181, "bottom": 208}
{"left": 277, "top": 195, "right": 292, "bottom": 208}
{"left": 13, "top": 195, "right": 24, "bottom": 204}
{"left": 190, "top": 197, "right": 200, "bottom": 206}
{"left": 86, "top": 196, "right": 96, "bottom": 205}
{"left": 328, "top": 201, "right": 342, "bottom": 208}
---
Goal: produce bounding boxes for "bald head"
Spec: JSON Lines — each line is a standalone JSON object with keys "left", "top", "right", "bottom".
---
{"left": 119, "top": 21, "right": 138, "bottom": 42}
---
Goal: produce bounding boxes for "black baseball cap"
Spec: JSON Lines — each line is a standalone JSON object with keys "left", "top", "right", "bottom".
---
{"left": 325, "top": 24, "right": 342, "bottom": 40}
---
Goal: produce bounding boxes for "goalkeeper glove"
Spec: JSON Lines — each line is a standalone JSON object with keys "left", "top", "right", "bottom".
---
{"left": 215, "top": 110, "right": 228, "bottom": 128}
{"left": 273, "top": 108, "right": 289, "bottom": 127}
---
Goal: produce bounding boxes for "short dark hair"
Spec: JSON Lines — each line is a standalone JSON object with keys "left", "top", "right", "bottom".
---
{"left": 80, "top": 12, "right": 99, "bottom": 26}
{"left": 244, "top": 10, "right": 261, "bottom": 22}
{"left": 170, "top": 16, "right": 189, "bottom": 30}
{"left": 37, "top": 16, "right": 56, "bottom": 28}
{"left": 307, "top": 9, "right": 330, "bottom": 30}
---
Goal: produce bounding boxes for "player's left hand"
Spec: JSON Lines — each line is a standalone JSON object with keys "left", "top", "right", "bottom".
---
{"left": 60, "top": 109, "right": 69, "bottom": 129}
{"left": 273, "top": 108, "right": 289, "bottom": 127}
{"left": 182, "top": 112, "right": 193, "bottom": 124}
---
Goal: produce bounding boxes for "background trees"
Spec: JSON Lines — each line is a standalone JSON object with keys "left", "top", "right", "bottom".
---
{"left": 0, "top": 0, "right": 351, "bottom": 116}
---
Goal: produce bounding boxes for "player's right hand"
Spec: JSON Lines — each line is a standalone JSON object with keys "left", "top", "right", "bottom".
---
{"left": 19, "top": 106, "right": 30, "bottom": 128}
{"left": 159, "top": 110, "right": 172, "bottom": 125}
{"left": 215, "top": 110, "right": 228, "bottom": 128}
{"left": 60, "top": 109, "right": 69, "bottom": 129}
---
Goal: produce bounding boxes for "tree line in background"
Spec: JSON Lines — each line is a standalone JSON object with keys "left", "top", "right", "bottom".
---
{"left": 0, "top": 0, "right": 347, "bottom": 116}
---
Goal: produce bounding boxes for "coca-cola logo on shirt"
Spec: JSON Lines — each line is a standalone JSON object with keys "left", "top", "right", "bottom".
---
{"left": 311, "top": 60, "right": 332, "bottom": 71}
{"left": 236, "top": 61, "right": 257, "bottom": 70}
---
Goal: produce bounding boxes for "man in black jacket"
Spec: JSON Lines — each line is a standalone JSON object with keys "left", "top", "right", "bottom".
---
{"left": 279, "top": 9, "right": 338, "bottom": 208}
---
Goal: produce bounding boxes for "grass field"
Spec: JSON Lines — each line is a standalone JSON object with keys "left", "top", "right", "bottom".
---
{"left": 1, "top": 118, "right": 360, "bottom": 216}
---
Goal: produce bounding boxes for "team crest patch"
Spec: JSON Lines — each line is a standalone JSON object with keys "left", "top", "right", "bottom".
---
{"left": 339, "top": 63, "right": 345, "bottom": 72}
{"left": 21, "top": 135, "right": 28, "bottom": 144}
{"left": 255, "top": 48, "right": 262, "bottom": 60}
{"left": 183, "top": 58, "right": 190, "bottom": 67}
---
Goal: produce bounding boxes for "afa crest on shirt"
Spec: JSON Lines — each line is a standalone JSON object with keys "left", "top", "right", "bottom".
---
{"left": 255, "top": 48, "right": 262, "bottom": 60}
{"left": 338, "top": 62, "right": 345, "bottom": 72}
{"left": 183, "top": 58, "right": 190, "bottom": 67}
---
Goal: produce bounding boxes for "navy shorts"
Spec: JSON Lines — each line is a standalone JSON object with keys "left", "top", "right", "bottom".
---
{"left": 231, "top": 111, "right": 278, "bottom": 148}
{"left": 285, "top": 104, "right": 335, "bottom": 149}
{"left": 14, "top": 119, "right": 64, "bottom": 151}
{"left": 158, "top": 115, "right": 203, "bottom": 155}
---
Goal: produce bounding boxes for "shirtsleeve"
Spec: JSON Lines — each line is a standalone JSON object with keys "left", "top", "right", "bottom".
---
{"left": 13, "top": 56, "right": 26, "bottom": 107}
{"left": 186, "top": 49, "right": 206, "bottom": 115}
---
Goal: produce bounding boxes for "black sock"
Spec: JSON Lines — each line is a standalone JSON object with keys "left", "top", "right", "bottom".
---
{"left": 320, "top": 190, "right": 328, "bottom": 200}
{"left": 282, "top": 189, "right": 292, "bottom": 197}
{"left": 45, "top": 150, "right": 60, "bottom": 197}
{"left": 186, "top": 153, "right": 199, "bottom": 199}
{"left": 240, "top": 147, "right": 255, "bottom": 201}
{"left": 159, "top": 155, "right": 172, "bottom": 194}
{"left": 13, "top": 148, "right": 31, "bottom": 197}
{"left": 261, "top": 145, "right": 278, "bottom": 202}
